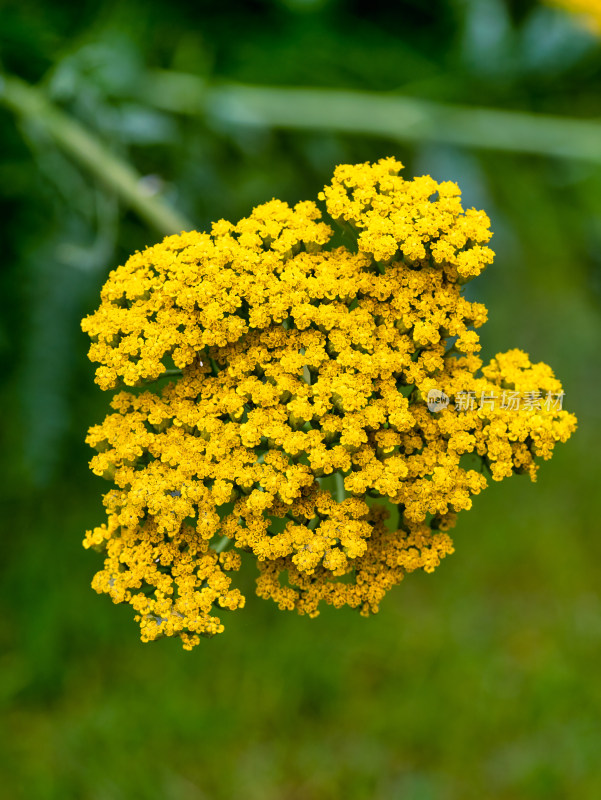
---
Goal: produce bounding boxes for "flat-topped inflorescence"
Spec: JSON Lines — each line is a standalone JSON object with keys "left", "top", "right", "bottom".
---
{"left": 82, "top": 158, "right": 576, "bottom": 649}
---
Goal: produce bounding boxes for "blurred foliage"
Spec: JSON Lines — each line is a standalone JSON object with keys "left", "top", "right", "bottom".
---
{"left": 0, "top": 0, "right": 600, "bottom": 797}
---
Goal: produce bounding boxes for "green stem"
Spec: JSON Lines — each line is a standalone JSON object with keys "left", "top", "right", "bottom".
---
{"left": 0, "top": 74, "right": 193, "bottom": 236}
{"left": 148, "top": 70, "right": 601, "bottom": 164}
{"left": 113, "top": 368, "right": 183, "bottom": 390}
{"left": 211, "top": 535, "right": 231, "bottom": 554}
{"left": 335, "top": 472, "right": 345, "bottom": 503}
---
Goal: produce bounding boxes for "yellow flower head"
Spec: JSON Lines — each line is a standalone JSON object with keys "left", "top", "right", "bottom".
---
{"left": 82, "top": 158, "right": 576, "bottom": 649}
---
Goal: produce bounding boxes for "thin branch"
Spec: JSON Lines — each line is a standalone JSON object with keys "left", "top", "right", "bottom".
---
{"left": 0, "top": 74, "right": 193, "bottom": 236}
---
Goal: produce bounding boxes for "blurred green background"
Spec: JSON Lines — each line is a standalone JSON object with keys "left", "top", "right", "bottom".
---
{"left": 1, "top": 0, "right": 600, "bottom": 797}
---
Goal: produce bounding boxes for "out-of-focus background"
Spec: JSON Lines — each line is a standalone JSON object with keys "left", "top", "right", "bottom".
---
{"left": 1, "top": 0, "right": 600, "bottom": 797}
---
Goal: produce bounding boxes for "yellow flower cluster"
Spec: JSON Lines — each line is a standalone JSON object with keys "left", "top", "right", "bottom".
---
{"left": 82, "top": 158, "right": 576, "bottom": 649}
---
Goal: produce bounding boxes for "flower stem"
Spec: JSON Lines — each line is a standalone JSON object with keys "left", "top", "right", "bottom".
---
{"left": 212, "top": 535, "right": 231, "bottom": 554}
{"left": 0, "top": 73, "right": 193, "bottom": 236}
{"left": 335, "top": 472, "right": 345, "bottom": 503}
